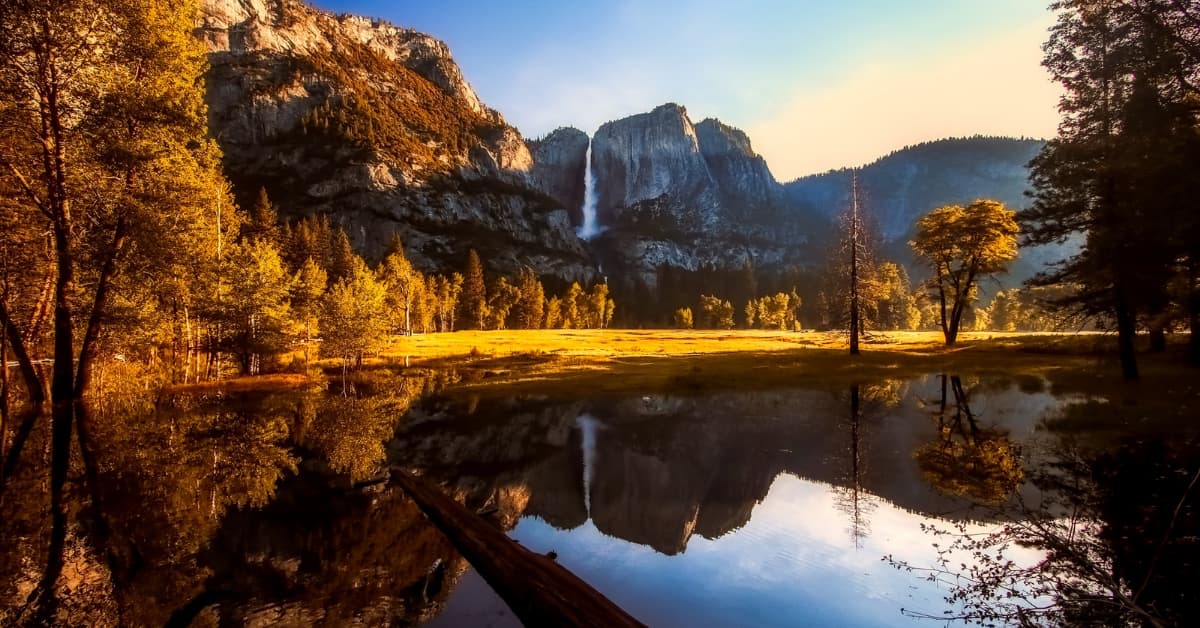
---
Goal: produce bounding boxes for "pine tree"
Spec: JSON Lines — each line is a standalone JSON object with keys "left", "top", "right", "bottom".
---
{"left": 563, "top": 282, "right": 584, "bottom": 328}
{"left": 291, "top": 257, "right": 327, "bottom": 366}
{"left": 486, "top": 276, "right": 521, "bottom": 330}
{"left": 462, "top": 249, "right": 487, "bottom": 330}
{"left": 245, "top": 187, "right": 282, "bottom": 246}
{"left": 327, "top": 227, "right": 356, "bottom": 285}
{"left": 588, "top": 283, "right": 611, "bottom": 329}
{"left": 224, "top": 241, "right": 294, "bottom": 374}
{"left": 544, "top": 296, "right": 563, "bottom": 329}
{"left": 513, "top": 269, "right": 546, "bottom": 330}
{"left": 874, "top": 263, "right": 918, "bottom": 331}
{"left": 1022, "top": 0, "right": 1200, "bottom": 376}
{"left": 844, "top": 172, "right": 868, "bottom": 354}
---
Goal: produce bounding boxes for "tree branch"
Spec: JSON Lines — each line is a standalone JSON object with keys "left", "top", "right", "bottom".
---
{"left": 0, "top": 155, "right": 52, "bottom": 220}
{"left": 0, "top": 300, "right": 45, "bottom": 404}
{"left": 74, "top": 214, "right": 128, "bottom": 398}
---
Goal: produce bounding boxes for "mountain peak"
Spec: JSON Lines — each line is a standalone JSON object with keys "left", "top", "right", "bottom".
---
{"left": 651, "top": 102, "right": 689, "bottom": 116}
{"left": 199, "top": 0, "right": 489, "bottom": 118}
{"left": 694, "top": 118, "right": 758, "bottom": 159}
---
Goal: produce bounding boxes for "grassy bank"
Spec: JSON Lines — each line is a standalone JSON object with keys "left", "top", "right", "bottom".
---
{"left": 368, "top": 329, "right": 1139, "bottom": 398}
{"left": 165, "top": 330, "right": 1196, "bottom": 401}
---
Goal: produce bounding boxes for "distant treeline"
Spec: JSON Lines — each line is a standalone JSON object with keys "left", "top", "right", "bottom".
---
{"left": 233, "top": 191, "right": 617, "bottom": 373}
{"left": 786, "top": 135, "right": 1047, "bottom": 184}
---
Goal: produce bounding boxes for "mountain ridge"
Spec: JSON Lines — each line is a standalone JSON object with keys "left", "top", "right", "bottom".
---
{"left": 197, "top": 0, "right": 1056, "bottom": 298}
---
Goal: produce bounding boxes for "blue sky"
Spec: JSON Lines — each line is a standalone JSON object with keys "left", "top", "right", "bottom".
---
{"left": 312, "top": 1, "right": 1061, "bottom": 179}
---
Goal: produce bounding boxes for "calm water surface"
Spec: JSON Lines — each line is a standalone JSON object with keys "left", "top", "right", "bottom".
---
{"left": 2, "top": 371, "right": 1197, "bottom": 626}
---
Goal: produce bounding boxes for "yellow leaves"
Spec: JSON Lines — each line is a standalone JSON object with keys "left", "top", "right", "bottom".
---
{"left": 913, "top": 199, "right": 1020, "bottom": 271}
{"left": 912, "top": 200, "right": 1020, "bottom": 292}
{"left": 320, "top": 257, "right": 389, "bottom": 360}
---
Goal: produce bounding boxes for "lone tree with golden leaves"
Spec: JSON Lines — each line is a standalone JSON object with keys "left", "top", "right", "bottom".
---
{"left": 911, "top": 200, "right": 1019, "bottom": 345}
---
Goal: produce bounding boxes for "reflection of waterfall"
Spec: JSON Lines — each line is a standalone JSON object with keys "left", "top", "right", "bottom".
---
{"left": 577, "top": 139, "right": 601, "bottom": 240}
{"left": 577, "top": 414, "right": 600, "bottom": 516}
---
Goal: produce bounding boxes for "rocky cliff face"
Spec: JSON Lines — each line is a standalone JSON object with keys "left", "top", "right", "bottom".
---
{"left": 198, "top": 1, "right": 1060, "bottom": 297}
{"left": 694, "top": 118, "right": 778, "bottom": 214}
{"left": 584, "top": 104, "right": 812, "bottom": 285}
{"left": 592, "top": 104, "right": 720, "bottom": 230}
{"left": 198, "top": 0, "right": 594, "bottom": 279}
{"left": 527, "top": 127, "right": 590, "bottom": 226}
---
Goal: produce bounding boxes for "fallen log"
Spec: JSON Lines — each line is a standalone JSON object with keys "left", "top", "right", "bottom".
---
{"left": 392, "top": 469, "right": 646, "bottom": 627}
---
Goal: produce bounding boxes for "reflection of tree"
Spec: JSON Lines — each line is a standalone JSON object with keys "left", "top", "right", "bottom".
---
{"left": 193, "top": 474, "right": 468, "bottom": 627}
{"left": 830, "top": 382, "right": 903, "bottom": 547}
{"left": 892, "top": 437, "right": 1200, "bottom": 626}
{"left": 1, "top": 389, "right": 301, "bottom": 625}
{"left": 914, "top": 375, "right": 1023, "bottom": 505}
{"left": 296, "top": 370, "right": 431, "bottom": 481}
{"left": 832, "top": 386, "right": 872, "bottom": 547}
{"left": 0, "top": 369, "right": 446, "bottom": 625}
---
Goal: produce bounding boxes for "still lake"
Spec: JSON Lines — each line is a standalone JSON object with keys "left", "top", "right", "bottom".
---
{"left": 2, "top": 371, "right": 1197, "bottom": 626}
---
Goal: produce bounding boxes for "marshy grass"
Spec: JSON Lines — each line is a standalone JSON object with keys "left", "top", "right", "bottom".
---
{"left": 359, "top": 329, "right": 1169, "bottom": 399}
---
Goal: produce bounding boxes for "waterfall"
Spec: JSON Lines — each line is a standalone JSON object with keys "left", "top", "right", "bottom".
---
{"left": 577, "top": 414, "right": 600, "bottom": 516}
{"left": 577, "top": 139, "right": 601, "bottom": 240}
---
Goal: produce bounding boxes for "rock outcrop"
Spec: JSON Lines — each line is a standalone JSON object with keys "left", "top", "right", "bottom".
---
{"left": 527, "top": 127, "right": 591, "bottom": 226}
{"left": 197, "top": 1, "right": 1062, "bottom": 301}
{"left": 592, "top": 103, "right": 721, "bottom": 231}
{"left": 694, "top": 118, "right": 778, "bottom": 214}
{"left": 585, "top": 104, "right": 811, "bottom": 285}
{"left": 198, "top": 0, "right": 595, "bottom": 279}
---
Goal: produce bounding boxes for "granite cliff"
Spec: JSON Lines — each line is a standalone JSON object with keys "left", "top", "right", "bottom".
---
{"left": 197, "top": 0, "right": 1057, "bottom": 300}
{"left": 198, "top": 0, "right": 594, "bottom": 279}
{"left": 527, "top": 127, "right": 591, "bottom": 227}
{"left": 586, "top": 104, "right": 816, "bottom": 285}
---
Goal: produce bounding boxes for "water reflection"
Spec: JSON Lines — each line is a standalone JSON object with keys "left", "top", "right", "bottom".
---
{"left": 1, "top": 371, "right": 1197, "bottom": 626}
{"left": 914, "top": 375, "right": 1024, "bottom": 504}
{"left": 893, "top": 435, "right": 1200, "bottom": 627}
{"left": 0, "top": 370, "right": 451, "bottom": 626}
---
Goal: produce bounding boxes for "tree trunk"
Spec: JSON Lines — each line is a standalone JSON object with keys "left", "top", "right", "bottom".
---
{"left": 1149, "top": 324, "right": 1166, "bottom": 353}
{"left": 1115, "top": 285, "right": 1140, "bottom": 381}
{"left": 946, "top": 298, "right": 962, "bottom": 346}
{"left": 848, "top": 172, "right": 861, "bottom": 355}
{"left": 43, "top": 35, "right": 79, "bottom": 593}
{"left": 1189, "top": 261, "right": 1200, "bottom": 366}
{"left": 849, "top": 301, "right": 860, "bottom": 355}
{"left": 1, "top": 328, "right": 8, "bottom": 471}
{"left": 937, "top": 281, "right": 951, "bottom": 345}
{"left": 392, "top": 470, "right": 646, "bottom": 627}
{"left": 74, "top": 216, "right": 127, "bottom": 397}
{"left": 0, "top": 303, "right": 45, "bottom": 404}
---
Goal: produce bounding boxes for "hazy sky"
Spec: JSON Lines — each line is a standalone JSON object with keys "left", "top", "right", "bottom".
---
{"left": 312, "top": 1, "right": 1062, "bottom": 180}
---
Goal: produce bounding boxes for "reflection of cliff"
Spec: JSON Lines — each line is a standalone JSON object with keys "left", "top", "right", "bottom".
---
{"left": 394, "top": 378, "right": 1056, "bottom": 558}
{"left": 521, "top": 429, "right": 587, "bottom": 531}
{"left": 587, "top": 413, "right": 791, "bottom": 555}
{"left": 588, "top": 430, "right": 706, "bottom": 555}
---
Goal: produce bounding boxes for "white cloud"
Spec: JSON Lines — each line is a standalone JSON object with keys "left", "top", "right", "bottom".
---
{"left": 747, "top": 19, "right": 1062, "bottom": 180}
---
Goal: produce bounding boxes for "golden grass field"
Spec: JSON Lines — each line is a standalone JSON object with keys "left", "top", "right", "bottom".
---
{"left": 382, "top": 329, "right": 1102, "bottom": 362}
{"left": 171, "top": 328, "right": 1196, "bottom": 428}
{"left": 369, "top": 329, "right": 1139, "bottom": 399}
